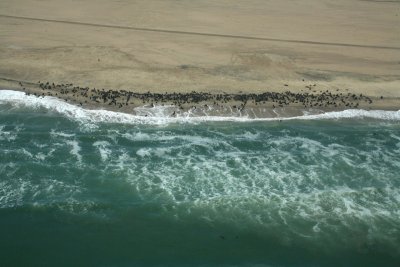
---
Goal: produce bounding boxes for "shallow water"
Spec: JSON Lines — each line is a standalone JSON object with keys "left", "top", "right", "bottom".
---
{"left": 1, "top": 91, "right": 400, "bottom": 266}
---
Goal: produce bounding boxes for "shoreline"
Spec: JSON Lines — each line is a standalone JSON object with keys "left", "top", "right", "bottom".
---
{"left": 1, "top": 0, "right": 399, "bottom": 119}
{"left": 1, "top": 78, "right": 399, "bottom": 119}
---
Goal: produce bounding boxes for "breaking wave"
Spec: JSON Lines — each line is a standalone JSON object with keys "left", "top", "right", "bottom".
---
{"left": 1, "top": 89, "right": 400, "bottom": 263}
{"left": 1, "top": 90, "right": 399, "bottom": 126}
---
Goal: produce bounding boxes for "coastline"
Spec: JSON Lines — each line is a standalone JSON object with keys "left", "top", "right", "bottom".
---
{"left": 1, "top": 0, "right": 399, "bottom": 118}
{"left": 1, "top": 96, "right": 400, "bottom": 266}
{"left": 2, "top": 1, "right": 400, "bottom": 266}
{"left": 1, "top": 78, "right": 399, "bottom": 120}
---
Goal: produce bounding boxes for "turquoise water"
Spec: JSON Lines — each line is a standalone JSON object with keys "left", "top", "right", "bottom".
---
{"left": 1, "top": 91, "right": 400, "bottom": 266}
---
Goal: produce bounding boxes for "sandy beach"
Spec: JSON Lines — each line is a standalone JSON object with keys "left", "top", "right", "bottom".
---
{"left": 2, "top": 2, "right": 400, "bottom": 266}
{"left": 0, "top": 0, "right": 399, "bottom": 114}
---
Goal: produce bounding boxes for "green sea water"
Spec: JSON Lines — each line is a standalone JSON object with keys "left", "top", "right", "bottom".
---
{"left": 0, "top": 91, "right": 400, "bottom": 266}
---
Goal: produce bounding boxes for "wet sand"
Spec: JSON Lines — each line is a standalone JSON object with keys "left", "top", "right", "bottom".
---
{"left": 3, "top": 78, "right": 399, "bottom": 118}
{"left": 0, "top": 0, "right": 399, "bottom": 115}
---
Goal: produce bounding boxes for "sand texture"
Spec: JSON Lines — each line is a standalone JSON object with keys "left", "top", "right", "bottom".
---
{"left": 0, "top": 0, "right": 399, "bottom": 111}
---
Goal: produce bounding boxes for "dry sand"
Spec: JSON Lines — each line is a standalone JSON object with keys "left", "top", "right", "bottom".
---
{"left": 0, "top": 0, "right": 399, "bottom": 112}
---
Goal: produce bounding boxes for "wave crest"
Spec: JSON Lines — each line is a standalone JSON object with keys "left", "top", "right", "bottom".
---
{"left": 1, "top": 90, "right": 400, "bottom": 126}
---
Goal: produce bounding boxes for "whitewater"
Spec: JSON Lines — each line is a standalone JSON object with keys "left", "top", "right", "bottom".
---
{"left": 0, "top": 90, "right": 399, "bottom": 266}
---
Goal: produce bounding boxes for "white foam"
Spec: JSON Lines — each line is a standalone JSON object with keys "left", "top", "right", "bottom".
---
{"left": 0, "top": 175, "right": 88, "bottom": 214}
{"left": 118, "top": 128, "right": 400, "bottom": 238}
{"left": 50, "top": 129, "right": 75, "bottom": 138}
{"left": 66, "top": 140, "right": 82, "bottom": 162}
{"left": 121, "top": 132, "right": 152, "bottom": 141}
{"left": 136, "top": 148, "right": 151, "bottom": 157}
{"left": 134, "top": 104, "right": 177, "bottom": 117}
{"left": 0, "top": 125, "right": 21, "bottom": 141}
{"left": 20, "top": 148, "right": 33, "bottom": 158}
{"left": 93, "top": 141, "right": 111, "bottom": 162}
{"left": 0, "top": 179, "right": 31, "bottom": 208}
{"left": 1, "top": 90, "right": 400, "bottom": 126}
{"left": 390, "top": 134, "right": 400, "bottom": 141}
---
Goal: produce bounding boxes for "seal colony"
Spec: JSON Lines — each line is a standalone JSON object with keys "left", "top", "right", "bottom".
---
{"left": 1, "top": 0, "right": 399, "bottom": 118}
{"left": 14, "top": 79, "right": 386, "bottom": 118}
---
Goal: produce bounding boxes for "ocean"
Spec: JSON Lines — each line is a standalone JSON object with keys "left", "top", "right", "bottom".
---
{"left": 1, "top": 90, "right": 399, "bottom": 266}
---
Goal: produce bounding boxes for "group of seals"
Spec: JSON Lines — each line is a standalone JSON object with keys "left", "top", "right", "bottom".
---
{"left": 20, "top": 80, "right": 375, "bottom": 114}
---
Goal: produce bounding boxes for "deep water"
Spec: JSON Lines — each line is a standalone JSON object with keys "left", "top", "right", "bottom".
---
{"left": 0, "top": 92, "right": 400, "bottom": 266}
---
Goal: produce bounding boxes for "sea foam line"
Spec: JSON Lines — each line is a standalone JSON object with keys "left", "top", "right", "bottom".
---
{"left": 1, "top": 90, "right": 399, "bottom": 124}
